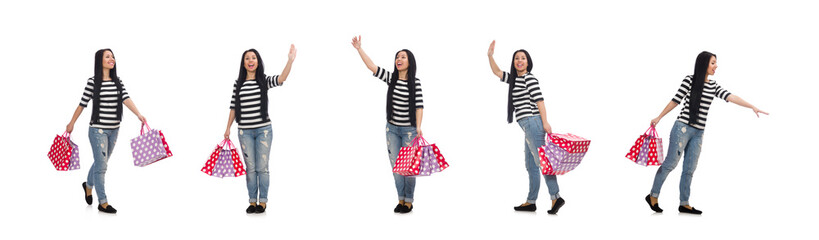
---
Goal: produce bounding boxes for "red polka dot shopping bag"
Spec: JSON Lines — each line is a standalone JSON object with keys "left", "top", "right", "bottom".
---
{"left": 538, "top": 133, "right": 590, "bottom": 175}
{"left": 393, "top": 136, "right": 449, "bottom": 176}
{"left": 130, "top": 122, "right": 173, "bottom": 167}
{"left": 625, "top": 126, "right": 664, "bottom": 166}
{"left": 47, "top": 131, "right": 80, "bottom": 171}
{"left": 201, "top": 139, "right": 246, "bottom": 178}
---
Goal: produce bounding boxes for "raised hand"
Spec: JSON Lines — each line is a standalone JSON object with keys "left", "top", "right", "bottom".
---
{"left": 351, "top": 35, "right": 362, "bottom": 50}
{"left": 288, "top": 44, "right": 297, "bottom": 61}
{"left": 488, "top": 40, "right": 496, "bottom": 56}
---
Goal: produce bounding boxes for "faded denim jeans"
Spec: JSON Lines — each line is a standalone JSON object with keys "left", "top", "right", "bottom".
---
{"left": 518, "top": 116, "right": 560, "bottom": 203}
{"left": 650, "top": 120, "right": 704, "bottom": 206}
{"left": 238, "top": 125, "right": 273, "bottom": 203}
{"left": 87, "top": 127, "right": 119, "bottom": 205}
{"left": 386, "top": 122, "right": 418, "bottom": 203}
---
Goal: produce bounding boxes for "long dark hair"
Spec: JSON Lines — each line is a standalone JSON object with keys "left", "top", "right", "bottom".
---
{"left": 234, "top": 49, "right": 270, "bottom": 124}
{"left": 688, "top": 51, "right": 716, "bottom": 125}
{"left": 505, "top": 49, "right": 533, "bottom": 123}
{"left": 91, "top": 48, "right": 123, "bottom": 123}
{"left": 387, "top": 49, "right": 419, "bottom": 127}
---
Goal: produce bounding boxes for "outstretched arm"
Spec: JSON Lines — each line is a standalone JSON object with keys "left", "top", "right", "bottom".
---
{"left": 727, "top": 95, "right": 768, "bottom": 117}
{"left": 487, "top": 40, "right": 503, "bottom": 79}
{"left": 650, "top": 101, "right": 679, "bottom": 126}
{"left": 277, "top": 44, "right": 297, "bottom": 85}
{"left": 352, "top": 35, "right": 378, "bottom": 74}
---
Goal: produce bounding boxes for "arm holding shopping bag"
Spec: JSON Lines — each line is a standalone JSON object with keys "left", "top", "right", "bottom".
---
{"left": 66, "top": 94, "right": 146, "bottom": 133}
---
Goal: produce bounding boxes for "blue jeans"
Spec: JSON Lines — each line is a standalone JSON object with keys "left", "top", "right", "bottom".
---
{"left": 386, "top": 122, "right": 418, "bottom": 203}
{"left": 86, "top": 127, "right": 119, "bottom": 205}
{"left": 650, "top": 120, "right": 704, "bottom": 206}
{"left": 518, "top": 116, "right": 560, "bottom": 203}
{"left": 238, "top": 125, "right": 273, "bottom": 203}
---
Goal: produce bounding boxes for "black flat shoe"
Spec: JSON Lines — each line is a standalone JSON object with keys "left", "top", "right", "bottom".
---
{"left": 645, "top": 195, "right": 663, "bottom": 213}
{"left": 678, "top": 206, "right": 702, "bottom": 214}
{"left": 514, "top": 203, "right": 536, "bottom": 212}
{"left": 394, "top": 204, "right": 404, "bottom": 213}
{"left": 547, "top": 198, "right": 565, "bottom": 214}
{"left": 399, "top": 204, "right": 413, "bottom": 213}
{"left": 255, "top": 205, "right": 266, "bottom": 213}
{"left": 246, "top": 205, "right": 256, "bottom": 214}
{"left": 82, "top": 182, "right": 92, "bottom": 205}
{"left": 98, "top": 204, "right": 117, "bottom": 214}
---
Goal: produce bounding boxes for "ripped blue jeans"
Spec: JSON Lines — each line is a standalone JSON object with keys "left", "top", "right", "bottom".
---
{"left": 87, "top": 127, "right": 119, "bottom": 205}
{"left": 238, "top": 125, "right": 273, "bottom": 203}
{"left": 518, "top": 115, "right": 560, "bottom": 203}
{"left": 650, "top": 120, "right": 704, "bottom": 206}
{"left": 386, "top": 122, "right": 417, "bottom": 203}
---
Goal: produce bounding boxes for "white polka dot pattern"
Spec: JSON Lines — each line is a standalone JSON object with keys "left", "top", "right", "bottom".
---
{"left": 200, "top": 140, "right": 246, "bottom": 178}
{"left": 538, "top": 133, "right": 591, "bottom": 175}
{"left": 392, "top": 145, "right": 421, "bottom": 176}
{"left": 625, "top": 127, "right": 664, "bottom": 167}
{"left": 47, "top": 133, "right": 80, "bottom": 171}
{"left": 130, "top": 127, "right": 173, "bottom": 167}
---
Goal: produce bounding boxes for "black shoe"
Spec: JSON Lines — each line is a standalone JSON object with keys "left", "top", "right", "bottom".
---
{"left": 246, "top": 205, "right": 256, "bottom": 214}
{"left": 514, "top": 203, "right": 536, "bottom": 212}
{"left": 255, "top": 204, "right": 266, "bottom": 213}
{"left": 645, "top": 195, "right": 663, "bottom": 213}
{"left": 678, "top": 206, "right": 702, "bottom": 214}
{"left": 82, "top": 182, "right": 92, "bottom": 205}
{"left": 98, "top": 204, "right": 117, "bottom": 214}
{"left": 399, "top": 204, "right": 413, "bottom": 213}
{"left": 394, "top": 204, "right": 404, "bottom": 213}
{"left": 547, "top": 198, "right": 565, "bottom": 214}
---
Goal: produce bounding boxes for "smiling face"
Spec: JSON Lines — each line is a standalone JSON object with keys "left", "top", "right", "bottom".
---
{"left": 102, "top": 50, "right": 115, "bottom": 70}
{"left": 244, "top": 51, "right": 258, "bottom": 73}
{"left": 395, "top": 51, "right": 409, "bottom": 71}
{"left": 707, "top": 56, "right": 717, "bottom": 76}
{"left": 514, "top": 52, "right": 528, "bottom": 72}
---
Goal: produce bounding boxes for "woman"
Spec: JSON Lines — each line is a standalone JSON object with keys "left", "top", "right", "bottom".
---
{"left": 351, "top": 35, "right": 424, "bottom": 214}
{"left": 67, "top": 48, "right": 147, "bottom": 214}
{"left": 487, "top": 40, "right": 565, "bottom": 214}
{"left": 223, "top": 45, "right": 296, "bottom": 214}
{"left": 645, "top": 51, "right": 768, "bottom": 214}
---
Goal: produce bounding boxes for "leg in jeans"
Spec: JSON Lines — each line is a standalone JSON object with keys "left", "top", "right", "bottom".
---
{"left": 386, "top": 124, "right": 405, "bottom": 202}
{"left": 86, "top": 127, "right": 118, "bottom": 205}
{"left": 651, "top": 121, "right": 690, "bottom": 198}
{"left": 679, "top": 129, "right": 703, "bottom": 206}
{"left": 399, "top": 126, "right": 417, "bottom": 203}
{"left": 255, "top": 126, "right": 273, "bottom": 203}
{"left": 239, "top": 128, "right": 259, "bottom": 203}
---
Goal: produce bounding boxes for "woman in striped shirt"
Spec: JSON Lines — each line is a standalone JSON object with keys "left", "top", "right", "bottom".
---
{"left": 487, "top": 41, "right": 565, "bottom": 214}
{"left": 223, "top": 45, "right": 296, "bottom": 214}
{"left": 66, "top": 49, "right": 148, "bottom": 214}
{"left": 351, "top": 36, "right": 424, "bottom": 214}
{"left": 645, "top": 51, "right": 768, "bottom": 214}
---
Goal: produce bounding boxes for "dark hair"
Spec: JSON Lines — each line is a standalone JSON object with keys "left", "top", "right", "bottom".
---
{"left": 509, "top": 49, "right": 533, "bottom": 77}
{"left": 234, "top": 49, "right": 270, "bottom": 124}
{"left": 505, "top": 49, "right": 533, "bottom": 123}
{"left": 688, "top": 51, "right": 716, "bottom": 125}
{"left": 91, "top": 48, "right": 123, "bottom": 123}
{"left": 387, "top": 49, "right": 420, "bottom": 127}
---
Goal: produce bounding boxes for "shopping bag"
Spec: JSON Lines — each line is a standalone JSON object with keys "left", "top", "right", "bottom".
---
{"left": 131, "top": 123, "right": 173, "bottom": 167}
{"left": 538, "top": 133, "right": 590, "bottom": 175}
{"left": 201, "top": 139, "right": 246, "bottom": 178}
{"left": 48, "top": 132, "right": 80, "bottom": 171}
{"left": 626, "top": 126, "right": 664, "bottom": 166}
{"left": 393, "top": 137, "right": 423, "bottom": 176}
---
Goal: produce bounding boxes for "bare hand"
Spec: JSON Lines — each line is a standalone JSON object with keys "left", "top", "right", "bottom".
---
{"left": 650, "top": 117, "right": 660, "bottom": 127}
{"left": 752, "top": 107, "right": 769, "bottom": 118}
{"left": 488, "top": 40, "right": 496, "bottom": 56}
{"left": 66, "top": 123, "right": 74, "bottom": 133}
{"left": 137, "top": 115, "right": 147, "bottom": 124}
{"left": 288, "top": 44, "right": 297, "bottom": 61}
{"left": 417, "top": 129, "right": 423, "bottom": 137}
{"left": 224, "top": 129, "right": 230, "bottom": 139}
{"left": 351, "top": 35, "right": 362, "bottom": 50}
{"left": 543, "top": 122, "right": 552, "bottom": 134}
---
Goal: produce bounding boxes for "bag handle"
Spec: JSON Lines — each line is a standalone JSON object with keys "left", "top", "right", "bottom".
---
{"left": 224, "top": 139, "right": 237, "bottom": 150}
{"left": 62, "top": 131, "right": 71, "bottom": 140}
{"left": 140, "top": 122, "right": 152, "bottom": 135}
{"left": 645, "top": 125, "right": 660, "bottom": 138}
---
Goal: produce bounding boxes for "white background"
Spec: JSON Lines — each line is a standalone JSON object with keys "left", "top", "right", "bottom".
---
{"left": 0, "top": 0, "right": 815, "bottom": 238}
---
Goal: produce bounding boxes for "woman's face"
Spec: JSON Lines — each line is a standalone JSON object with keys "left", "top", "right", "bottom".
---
{"left": 102, "top": 50, "right": 115, "bottom": 70}
{"left": 707, "top": 56, "right": 717, "bottom": 76}
{"left": 395, "top": 51, "right": 409, "bottom": 71}
{"left": 244, "top": 51, "right": 258, "bottom": 72}
{"left": 514, "top": 52, "right": 528, "bottom": 72}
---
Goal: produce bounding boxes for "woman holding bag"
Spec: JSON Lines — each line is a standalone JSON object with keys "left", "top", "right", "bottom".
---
{"left": 351, "top": 35, "right": 424, "bottom": 214}
{"left": 645, "top": 51, "right": 768, "bottom": 214}
{"left": 223, "top": 45, "right": 296, "bottom": 214}
{"left": 487, "top": 41, "right": 565, "bottom": 214}
{"left": 66, "top": 48, "right": 147, "bottom": 214}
